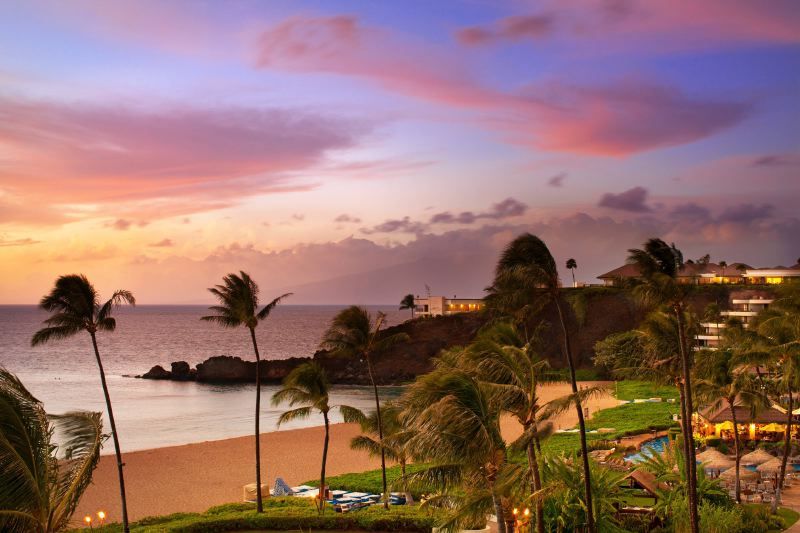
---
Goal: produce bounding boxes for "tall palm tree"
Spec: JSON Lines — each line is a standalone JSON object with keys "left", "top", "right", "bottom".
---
{"left": 0, "top": 368, "right": 105, "bottom": 533}
{"left": 320, "top": 306, "right": 409, "bottom": 509}
{"left": 402, "top": 366, "right": 513, "bottom": 533}
{"left": 486, "top": 233, "right": 595, "bottom": 533}
{"left": 350, "top": 403, "right": 416, "bottom": 501}
{"left": 399, "top": 294, "right": 416, "bottom": 319}
{"left": 627, "top": 238, "right": 699, "bottom": 533}
{"left": 718, "top": 260, "right": 728, "bottom": 282}
{"left": 694, "top": 348, "right": 766, "bottom": 503}
{"left": 461, "top": 321, "right": 603, "bottom": 533}
{"left": 271, "top": 362, "right": 364, "bottom": 513}
{"left": 749, "top": 288, "right": 800, "bottom": 512}
{"left": 31, "top": 275, "right": 134, "bottom": 532}
{"left": 201, "top": 272, "right": 291, "bottom": 513}
{"left": 566, "top": 258, "right": 577, "bottom": 288}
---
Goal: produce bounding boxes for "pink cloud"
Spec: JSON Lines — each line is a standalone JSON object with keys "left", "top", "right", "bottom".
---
{"left": 0, "top": 97, "right": 366, "bottom": 224}
{"left": 457, "top": 1, "right": 800, "bottom": 53}
{"left": 255, "top": 16, "right": 751, "bottom": 156}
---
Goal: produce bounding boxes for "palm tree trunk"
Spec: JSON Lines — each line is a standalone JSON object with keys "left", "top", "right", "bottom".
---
{"left": 90, "top": 332, "right": 129, "bottom": 533}
{"left": 320, "top": 411, "right": 330, "bottom": 514}
{"left": 677, "top": 380, "right": 696, "bottom": 530}
{"left": 249, "top": 327, "right": 264, "bottom": 513}
{"left": 773, "top": 387, "right": 793, "bottom": 513}
{"left": 365, "top": 352, "right": 389, "bottom": 509}
{"left": 730, "top": 399, "right": 741, "bottom": 504}
{"left": 526, "top": 438, "right": 545, "bottom": 533}
{"left": 493, "top": 493, "right": 507, "bottom": 533}
{"left": 675, "top": 307, "right": 699, "bottom": 533}
{"left": 554, "top": 297, "right": 595, "bottom": 533}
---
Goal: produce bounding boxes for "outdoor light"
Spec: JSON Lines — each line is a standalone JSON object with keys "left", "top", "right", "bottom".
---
{"left": 97, "top": 510, "right": 106, "bottom": 524}
{"left": 512, "top": 508, "right": 518, "bottom": 515}
{"left": 84, "top": 515, "right": 92, "bottom": 529}
{"left": 524, "top": 508, "right": 530, "bottom": 517}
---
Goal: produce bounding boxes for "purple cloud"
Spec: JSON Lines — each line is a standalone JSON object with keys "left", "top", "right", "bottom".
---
{"left": 148, "top": 238, "right": 174, "bottom": 247}
{"left": 457, "top": 14, "right": 554, "bottom": 45}
{"left": 670, "top": 202, "right": 711, "bottom": 221}
{"left": 334, "top": 214, "right": 362, "bottom": 223}
{"left": 752, "top": 154, "right": 793, "bottom": 167}
{"left": 718, "top": 203, "right": 774, "bottom": 224}
{"left": 105, "top": 218, "right": 148, "bottom": 231}
{"left": 430, "top": 197, "right": 528, "bottom": 225}
{"left": 598, "top": 187, "right": 652, "bottom": 213}
{"left": 361, "top": 217, "right": 427, "bottom": 234}
{"left": 547, "top": 173, "right": 566, "bottom": 187}
{"left": 0, "top": 237, "right": 41, "bottom": 247}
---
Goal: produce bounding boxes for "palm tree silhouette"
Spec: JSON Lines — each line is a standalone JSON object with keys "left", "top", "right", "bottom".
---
{"left": 320, "top": 306, "right": 409, "bottom": 509}
{"left": 399, "top": 294, "right": 416, "bottom": 319}
{"left": 627, "top": 238, "right": 699, "bottom": 533}
{"left": 31, "top": 274, "right": 134, "bottom": 532}
{"left": 0, "top": 368, "right": 106, "bottom": 532}
{"left": 486, "top": 234, "right": 596, "bottom": 533}
{"left": 201, "top": 272, "right": 291, "bottom": 512}
{"left": 271, "top": 362, "right": 364, "bottom": 513}
{"left": 566, "top": 258, "right": 577, "bottom": 287}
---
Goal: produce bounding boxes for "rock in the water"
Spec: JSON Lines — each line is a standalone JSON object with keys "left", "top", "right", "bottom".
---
{"left": 170, "top": 361, "right": 194, "bottom": 381}
{"left": 142, "top": 365, "right": 171, "bottom": 380}
{"left": 195, "top": 355, "right": 254, "bottom": 382}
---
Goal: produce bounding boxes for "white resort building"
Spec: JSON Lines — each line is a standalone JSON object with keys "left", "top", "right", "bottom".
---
{"left": 414, "top": 296, "right": 484, "bottom": 317}
{"left": 695, "top": 293, "right": 774, "bottom": 350}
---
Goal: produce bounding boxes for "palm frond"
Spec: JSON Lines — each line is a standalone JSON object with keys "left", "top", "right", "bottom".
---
{"left": 338, "top": 405, "right": 365, "bottom": 425}
{"left": 276, "top": 406, "right": 314, "bottom": 426}
{"left": 256, "top": 293, "right": 292, "bottom": 321}
{"left": 49, "top": 411, "right": 105, "bottom": 531}
{"left": 30, "top": 325, "right": 83, "bottom": 347}
{"left": 97, "top": 290, "right": 136, "bottom": 322}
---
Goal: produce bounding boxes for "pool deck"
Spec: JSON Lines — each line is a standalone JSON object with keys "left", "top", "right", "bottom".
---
{"left": 619, "top": 430, "right": 670, "bottom": 451}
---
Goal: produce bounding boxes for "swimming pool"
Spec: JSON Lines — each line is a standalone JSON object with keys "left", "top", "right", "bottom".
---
{"left": 624, "top": 436, "right": 670, "bottom": 463}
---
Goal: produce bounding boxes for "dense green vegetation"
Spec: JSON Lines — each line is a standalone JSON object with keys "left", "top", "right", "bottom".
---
{"left": 79, "top": 499, "right": 441, "bottom": 533}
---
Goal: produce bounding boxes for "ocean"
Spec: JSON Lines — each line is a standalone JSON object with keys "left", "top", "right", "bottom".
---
{"left": 0, "top": 305, "right": 407, "bottom": 453}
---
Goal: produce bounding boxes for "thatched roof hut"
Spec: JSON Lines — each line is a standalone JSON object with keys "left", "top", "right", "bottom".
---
{"left": 741, "top": 449, "right": 775, "bottom": 466}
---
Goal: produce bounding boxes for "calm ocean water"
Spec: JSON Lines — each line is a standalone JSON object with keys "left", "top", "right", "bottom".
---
{"left": 0, "top": 305, "right": 406, "bottom": 453}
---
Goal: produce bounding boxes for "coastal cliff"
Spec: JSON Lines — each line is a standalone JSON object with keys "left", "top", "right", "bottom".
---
{"left": 139, "top": 285, "right": 765, "bottom": 385}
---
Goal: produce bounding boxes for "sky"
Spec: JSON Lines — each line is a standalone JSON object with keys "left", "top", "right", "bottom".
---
{"left": 0, "top": 0, "right": 798, "bottom": 304}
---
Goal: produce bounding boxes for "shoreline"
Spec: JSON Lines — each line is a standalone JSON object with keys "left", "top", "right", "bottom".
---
{"left": 75, "top": 381, "right": 617, "bottom": 526}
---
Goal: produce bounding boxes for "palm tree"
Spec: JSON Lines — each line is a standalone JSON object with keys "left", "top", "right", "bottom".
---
{"left": 201, "top": 272, "right": 291, "bottom": 513}
{"left": 749, "top": 288, "right": 800, "bottom": 512}
{"left": 486, "top": 233, "right": 595, "bottom": 533}
{"left": 627, "top": 238, "right": 699, "bottom": 533}
{"left": 402, "top": 366, "right": 513, "bottom": 533}
{"left": 399, "top": 294, "right": 416, "bottom": 319}
{"left": 461, "top": 321, "right": 603, "bottom": 533}
{"left": 718, "top": 260, "right": 727, "bottom": 282}
{"left": 320, "top": 306, "right": 409, "bottom": 508}
{"left": 566, "top": 258, "right": 577, "bottom": 288}
{"left": 271, "top": 362, "right": 364, "bottom": 513}
{"left": 31, "top": 275, "right": 134, "bottom": 532}
{"left": 350, "top": 403, "right": 416, "bottom": 501}
{"left": 694, "top": 348, "right": 767, "bottom": 503}
{"left": 0, "top": 368, "right": 105, "bottom": 532}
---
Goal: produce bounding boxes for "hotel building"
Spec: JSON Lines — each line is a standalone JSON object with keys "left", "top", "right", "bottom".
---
{"left": 414, "top": 296, "right": 484, "bottom": 317}
{"left": 597, "top": 262, "right": 800, "bottom": 287}
{"left": 695, "top": 292, "right": 774, "bottom": 350}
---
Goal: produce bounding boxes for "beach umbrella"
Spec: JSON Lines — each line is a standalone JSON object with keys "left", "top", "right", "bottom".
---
{"left": 741, "top": 448, "right": 776, "bottom": 466}
{"left": 696, "top": 449, "right": 729, "bottom": 462}
{"left": 702, "top": 456, "right": 735, "bottom": 471}
{"left": 719, "top": 466, "right": 758, "bottom": 483}
{"left": 760, "top": 423, "right": 785, "bottom": 433}
{"left": 757, "top": 458, "right": 784, "bottom": 474}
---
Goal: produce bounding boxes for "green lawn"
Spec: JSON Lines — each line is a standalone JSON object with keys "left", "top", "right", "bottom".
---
{"left": 80, "top": 499, "right": 440, "bottom": 533}
{"left": 542, "top": 383, "right": 680, "bottom": 455}
{"left": 305, "top": 464, "right": 426, "bottom": 497}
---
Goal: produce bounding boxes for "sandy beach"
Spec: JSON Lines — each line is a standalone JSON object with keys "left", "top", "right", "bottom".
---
{"left": 75, "top": 381, "right": 618, "bottom": 525}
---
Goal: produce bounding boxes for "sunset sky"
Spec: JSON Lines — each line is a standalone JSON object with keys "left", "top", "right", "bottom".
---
{"left": 1, "top": 0, "right": 798, "bottom": 304}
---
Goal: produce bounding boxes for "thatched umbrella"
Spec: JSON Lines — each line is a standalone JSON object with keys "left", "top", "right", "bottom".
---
{"left": 702, "top": 456, "right": 735, "bottom": 471}
{"left": 756, "top": 458, "right": 784, "bottom": 474}
{"left": 696, "top": 449, "right": 729, "bottom": 463}
{"left": 741, "top": 449, "right": 776, "bottom": 466}
{"left": 719, "top": 466, "right": 758, "bottom": 483}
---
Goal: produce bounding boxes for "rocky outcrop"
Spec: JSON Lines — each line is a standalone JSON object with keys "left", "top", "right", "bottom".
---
{"left": 138, "top": 285, "right": 774, "bottom": 385}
